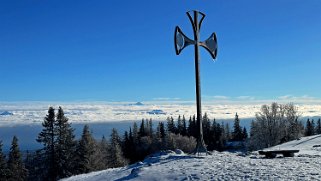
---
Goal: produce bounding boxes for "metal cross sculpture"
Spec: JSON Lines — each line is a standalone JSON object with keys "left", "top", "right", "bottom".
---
{"left": 174, "top": 10, "right": 218, "bottom": 154}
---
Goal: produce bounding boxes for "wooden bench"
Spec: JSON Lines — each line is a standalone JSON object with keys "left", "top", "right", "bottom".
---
{"left": 258, "top": 150, "right": 299, "bottom": 158}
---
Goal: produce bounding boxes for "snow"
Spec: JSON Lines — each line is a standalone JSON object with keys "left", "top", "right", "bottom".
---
{"left": 265, "top": 134, "right": 321, "bottom": 156}
{"left": 62, "top": 138, "right": 321, "bottom": 181}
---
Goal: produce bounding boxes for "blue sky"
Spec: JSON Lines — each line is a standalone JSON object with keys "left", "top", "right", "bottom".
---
{"left": 1, "top": 0, "right": 321, "bottom": 102}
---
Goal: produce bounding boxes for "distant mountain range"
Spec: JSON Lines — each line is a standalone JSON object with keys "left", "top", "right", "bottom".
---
{"left": 0, "top": 111, "right": 13, "bottom": 116}
{"left": 128, "top": 102, "right": 144, "bottom": 106}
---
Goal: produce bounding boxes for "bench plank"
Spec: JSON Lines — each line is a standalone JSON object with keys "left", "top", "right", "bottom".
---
{"left": 259, "top": 150, "right": 299, "bottom": 158}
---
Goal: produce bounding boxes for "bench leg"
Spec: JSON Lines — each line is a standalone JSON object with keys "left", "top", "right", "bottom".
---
{"left": 266, "top": 153, "right": 276, "bottom": 158}
{"left": 283, "top": 153, "right": 294, "bottom": 157}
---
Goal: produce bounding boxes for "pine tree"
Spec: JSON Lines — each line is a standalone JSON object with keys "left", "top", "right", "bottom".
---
{"left": 76, "top": 125, "right": 96, "bottom": 174}
{"left": 202, "top": 113, "right": 211, "bottom": 144}
{"left": 242, "top": 127, "right": 248, "bottom": 140}
{"left": 109, "top": 128, "right": 127, "bottom": 168}
{"left": 182, "top": 115, "right": 187, "bottom": 136}
{"left": 208, "top": 119, "right": 218, "bottom": 150}
{"left": 132, "top": 122, "right": 139, "bottom": 143}
{"left": 167, "top": 117, "right": 176, "bottom": 134}
{"left": 311, "top": 119, "right": 315, "bottom": 135}
{"left": 159, "top": 122, "right": 166, "bottom": 139}
{"left": 177, "top": 115, "right": 183, "bottom": 134}
{"left": 145, "top": 119, "right": 150, "bottom": 137}
{"left": 123, "top": 131, "right": 131, "bottom": 160}
{"left": 7, "top": 136, "right": 28, "bottom": 181}
{"left": 54, "top": 107, "right": 76, "bottom": 179}
{"left": 99, "top": 136, "right": 110, "bottom": 168}
{"left": 232, "top": 113, "right": 243, "bottom": 141}
{"left": 188, "top": 116, "right": 196, "bottom": 138}
{"left": 36, "top": 107, "right": 56, "bottom": 180}
{"left": 224, "top": 123, "right": 230, "bottom": 141}
{"left": 305, "top": 119, "right": 314, "bottom": 136}
{"left": 148, "top": 118, "right": 153, "bottom": 138}
{"left": 139, "top": 119, "right": 146, "bottom": 137}
{"left": 316, "top": 118, "right": 321, "bottom": 134}
{"left": 0, "top": 141, "right": 9, "bottom": 180}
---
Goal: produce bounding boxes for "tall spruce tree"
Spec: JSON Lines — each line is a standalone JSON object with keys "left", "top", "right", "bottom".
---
{"left": 7, "top": 136, "right": 28, "bottom": 181}
{"left": 139, "top": 119, "right": 146, "bottom": 137}
{"left": 167, "top": 117, "right": 176, "bottom": 134}
{"left": 132, "top": 122, "right": 139, "bottom": 143}
{"left": 37, "top": 107, "right": 56, "bottom": 180}
{"left": 188, "top": 116, "right": 196, "bottom": 138}
{"left": 76, "top": 125, "right": 96, "bottom": 174}
{"left": 242, "top": 127, "right": 248, "bottom": 140}
{"left": 0, "top": 141, "right": 9, "bottom": 180}
{"left": 224, "top": 123, "right": 230, "bottom": 141}
{"left": 99, "top": 136, "right": 110, "bottom": 168}
{"left": 232, "top": 113, "right": 243, "bottom": 141}
{"left": 109, "top": 128, "right": 127, "bottom": 168}
{"left": 158, "top": 122, "right": 166, "bottom": 139}
{"left": 182, "top": 115, "right": 187, "bottom": 136}
{"left": 54, "top": 107, "right": 76, "bottom": 179}
{"left": 316, "top": 118, "right": 321, "bottom": 134}
{"left": 305, "top": 119, "right": 314, "bottom": 136}
{"left": 177, "top": 115, "right": 183, "bottom": 135}
{"left": 148, "top": 119, "right": 153, "bottom": 138}
{"left": 123, "top": 131, "right": 131, "bottom": 161}
{"left": 202, "top": 113, "right": 211, "bottom": 144}
{"left": 311, "top": 119, "right": 315, "bottom": 135}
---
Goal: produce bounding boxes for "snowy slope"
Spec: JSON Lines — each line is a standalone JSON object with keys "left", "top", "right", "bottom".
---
{"left": 265, "top": 134, "right": 321, "bottom": 156}
{"left": 62, "top": 148, "right": 321, "bottom": 181}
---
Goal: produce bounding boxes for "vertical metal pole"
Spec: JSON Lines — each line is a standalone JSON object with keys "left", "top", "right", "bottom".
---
{"left": 193, "top": 11, "right": 207, "bottom": 153}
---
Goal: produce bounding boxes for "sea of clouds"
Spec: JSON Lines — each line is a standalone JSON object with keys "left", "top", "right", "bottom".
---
{"left": 1, "top": 100, "right": 321, "bottom": 127}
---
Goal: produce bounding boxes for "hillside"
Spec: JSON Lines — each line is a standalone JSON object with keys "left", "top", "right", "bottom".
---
{"left": 264, "top": 134, "right": 321, "bottom": 156}
{"left": 62, "top": 135, "right": 321, "bottom": 181}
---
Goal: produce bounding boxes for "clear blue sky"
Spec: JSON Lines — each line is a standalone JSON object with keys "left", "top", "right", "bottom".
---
{"left": 1, "top": 0, "right": 320, "bottom": 102}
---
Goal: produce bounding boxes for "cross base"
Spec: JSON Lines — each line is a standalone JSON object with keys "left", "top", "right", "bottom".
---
{"left": 192, "top": 139, "right": 211, "bottom": 156}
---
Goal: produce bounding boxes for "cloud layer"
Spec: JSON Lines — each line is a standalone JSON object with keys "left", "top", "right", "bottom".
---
{"left": 0, "top": 100, "right": 321, "bottom": 127}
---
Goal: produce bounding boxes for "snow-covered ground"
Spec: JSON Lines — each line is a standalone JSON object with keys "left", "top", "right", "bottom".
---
{"left": 62, "top": 135, "right": 321, "bottom": 181}
{"left": 265, "top": 134, "right": 321, "bottom": 156}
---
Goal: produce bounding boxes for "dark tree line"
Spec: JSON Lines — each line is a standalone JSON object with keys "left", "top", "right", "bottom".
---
{"left": 0, "top": 136, "right": 28, "bottom": 181}
{"left": 305, "top": 118, "right": 321, "bottom": 136}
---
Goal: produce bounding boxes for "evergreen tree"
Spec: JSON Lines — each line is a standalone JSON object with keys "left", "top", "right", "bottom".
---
{"left": 224, "top": 123, "right": 230, "bottom": 141}
{"left": 202, "top": 113, "right": 211, "bottom": 144}
{"left": 316, "top": 118, "right": 321, "bottom": 134}
{"left": 54, "top": 107, "right": 76, "bottom": 179}
{"left": 99, "top": 136, "right": 110, "bottom": 168}
{"left": 188, "top": 116, "right": 196, "bottom": 138}
{"left": 0, "top": 141, "right": 9, "bottom": 180}
{"left": 232, "top": 113, "right": 243, "bottom": 141}
{"left": 182, "top": 115, "right": 187, "bottom": 136}
{"left": 132, "top": 122, "right": 139, "bottom": 144}
{"left": 139, "top": 119, "right": 146, "bottom": 137}
{"left": 148, "top": 118, "right": 153, "bottom": 138}
{"left": 167, "top": 117, "right": 176, "bottom": 134}
{"left": 159, "top": 122, "right": 166, "bottom": 139}
{"left": 109, "top": 128, "right": 127, "bottom": 168}
{"left": 208, "top": 119, "right": 219, "bottom": 151}
{"left": 75, "top": 125, "right": 96, "bottom": 174}
{"left": 177, "top": 115, "right": 183, "bottom": 134}
{"left": 123, "top": 131, "right": 131, "bottom": 160}
{"left": 7, "top": 136, "right": 28, "bottom": 181}
{"left": 36, "top": 107, "right": 56, "bottom": 180}
{"left": 305, "top": 119, "right": 314, "bottom": 136}
{"left": 242, "top": 127, "right": 248, "bottom": 140}
{"left": 311, "top": 119, "right": 315, "bottom": 135}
